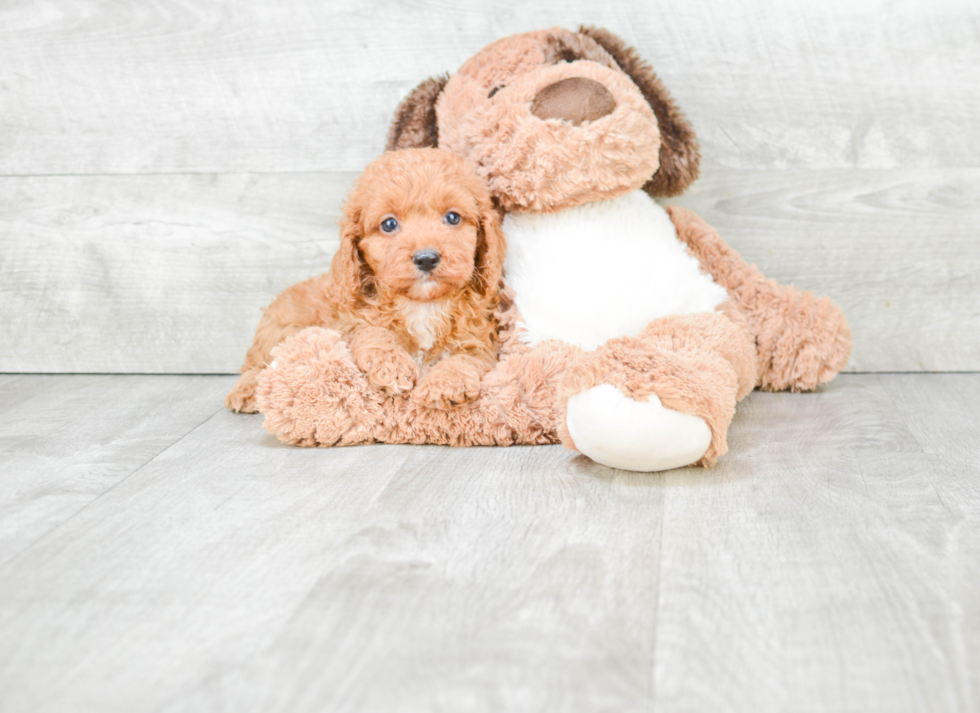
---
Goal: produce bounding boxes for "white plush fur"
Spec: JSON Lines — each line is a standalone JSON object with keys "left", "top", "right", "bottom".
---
{"left": 503, "top": 190, "right": 728, "bottom": 351}
{"left": 566, "top": 385, "right": 712, "bottom": 471}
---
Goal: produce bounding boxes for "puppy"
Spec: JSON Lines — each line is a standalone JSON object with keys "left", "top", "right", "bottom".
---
{"left": 226, "top": 148, "right": 507, "bottom": 413}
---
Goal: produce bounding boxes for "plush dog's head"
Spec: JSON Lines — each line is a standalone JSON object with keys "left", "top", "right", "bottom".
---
{"left": 387, "top": 27, "right": 700, "bottom": 213}
{"left": 331, "top": 148, "right": 505, "bottom": 306}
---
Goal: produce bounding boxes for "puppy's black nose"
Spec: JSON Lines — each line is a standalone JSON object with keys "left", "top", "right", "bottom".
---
{"left": 412, "top": 249, "right": 441, "bottom": 273}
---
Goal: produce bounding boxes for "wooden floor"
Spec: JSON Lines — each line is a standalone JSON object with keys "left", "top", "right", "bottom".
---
{"left": 1, "top": 373, "right": 977, "bottom": 713}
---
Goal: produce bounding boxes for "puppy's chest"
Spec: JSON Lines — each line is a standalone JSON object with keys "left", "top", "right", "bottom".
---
{"left": 397, "top": 300, "right": 452, "bottom": 363}
{"left": 502, "top": 190, "right": 728, "bottom": 351}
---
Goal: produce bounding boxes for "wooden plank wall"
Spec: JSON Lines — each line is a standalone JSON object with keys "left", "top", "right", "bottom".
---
{"left": 2, "top": 0, "right": 978, "bottom": 373}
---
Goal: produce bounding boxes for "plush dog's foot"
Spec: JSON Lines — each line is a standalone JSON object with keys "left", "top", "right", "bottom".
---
{"left": 256, "top": 327, "right": 388, "bottom": 447}
{"left": 757, "top": 290, "right": 853, "bottom": 392}
{"left": 413, "top": 356, "right": 483, "bottom": 410}
{"left": 565, "top": 384, "right": 712, "bottom": 472}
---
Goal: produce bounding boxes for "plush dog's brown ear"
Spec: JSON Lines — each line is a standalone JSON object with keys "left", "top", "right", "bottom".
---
{"left": 386, "top": 75, "right": 449, "bottom": 151}
{"left": 329, "top": 205, "right": 374, "bottom": 308}
{"left": 579, "top": 26, "right": 700, "bottom": 197}
{"left": 471, "top": 197, "right": 507, "bottom": 300}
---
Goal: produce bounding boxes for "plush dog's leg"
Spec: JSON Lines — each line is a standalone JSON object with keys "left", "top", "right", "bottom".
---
{"left": 667, "top": 205, "right": 852, "bottom": 391}
{"left": 558, "top": 310, "right": 757, "bottom": 471}
{"left": 256, "top": 328, "right": 578, "bottom": 449}
{"left": 256, "top": 327, "right": 392, "bottom": 447}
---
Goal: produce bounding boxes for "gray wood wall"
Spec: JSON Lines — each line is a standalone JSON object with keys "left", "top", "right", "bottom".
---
{"left": 2, "top": 0, "right": 978, "bottom": 374}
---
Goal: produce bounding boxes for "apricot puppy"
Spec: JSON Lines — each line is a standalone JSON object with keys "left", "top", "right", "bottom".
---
{"left": 225, "top": 148, "right": 507, "bottom": 413}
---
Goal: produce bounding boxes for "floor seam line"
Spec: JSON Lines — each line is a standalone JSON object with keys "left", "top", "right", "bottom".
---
{"left": 0, "top": 405, "right": 225, "bottom": 570}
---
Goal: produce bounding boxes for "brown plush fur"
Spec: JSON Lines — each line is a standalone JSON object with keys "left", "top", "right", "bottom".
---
{"left": 255, "top": 296, "right": 756, "bottom": 466}
{"left": 226, "top": 148, "right": 506, "bottom": 413}
{"left": 256, "top": 325, "right": 574, "bottom": 448}
{"left": 435, "top": 28, "right": 663, "bottom": 213}
{"left": 667, "top": 206, "right": 852, "bottom": 391}
{"left": 247, "top": 27, "right": 852, "bottom": 470}
{"left": 578, "top": 26, "right": 701, "bottom": 197}
{"left": 556, "top": 307, "right": 757, "bottom": 466}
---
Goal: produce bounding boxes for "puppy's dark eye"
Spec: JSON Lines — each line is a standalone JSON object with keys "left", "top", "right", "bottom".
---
{"left": 380, "top": 217, "right": 398, "bottom": 233}
{"left": 488, "top": 85, "right": 504, "bottom": 98}
{"left": 444, "top": 211, "right": 461, "bottom": 226}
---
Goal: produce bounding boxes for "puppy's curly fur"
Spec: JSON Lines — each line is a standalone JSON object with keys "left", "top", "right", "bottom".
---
{"left": 226, "top": 148, "right": 506, "bottom": 413}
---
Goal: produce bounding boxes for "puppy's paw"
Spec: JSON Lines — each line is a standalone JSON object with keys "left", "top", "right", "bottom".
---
{"left": 354, "top": 345, "right": 419, "bottom": 396}
{"left": 414, "top": 357, "right": 482, "bottom": 410}
{"left": 226, "top": 367, "right": 263, "bottom": 413}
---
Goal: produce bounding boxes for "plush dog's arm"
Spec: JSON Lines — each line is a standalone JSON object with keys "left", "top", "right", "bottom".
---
{"left": 348, "top": 325, "right": 420, "bottom": 396}
{"left": 667, "top": 205, "right": 852, "bottom": 391}
{"left": 225, "top": 274, "right": 335, "bottom": 412}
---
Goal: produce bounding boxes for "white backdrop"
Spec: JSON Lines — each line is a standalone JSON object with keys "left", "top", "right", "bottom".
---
{"left": 2, "top": 0, "right": 978, "bottom": 372}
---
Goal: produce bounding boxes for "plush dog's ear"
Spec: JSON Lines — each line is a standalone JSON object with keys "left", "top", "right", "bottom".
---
{"left": 471, "top": 197, "right": 507, "bottom": 299}
{"left": 578, "top": 26, "right": 700, "bottom": 197}
{"left": 329, "top": 205, "right": 373, "bottom": 308}
{"left": 386, "top": 75, "right": 449, "bottom": 151}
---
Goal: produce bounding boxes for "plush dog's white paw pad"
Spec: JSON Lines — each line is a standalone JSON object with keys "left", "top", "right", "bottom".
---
{"left": 566, "top": 384, "right": 711, "bottom": 472}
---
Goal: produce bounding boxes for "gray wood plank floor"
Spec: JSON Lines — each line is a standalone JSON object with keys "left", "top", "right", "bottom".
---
{"left": 0, "top": 374, "right": 977, "bottom": 713}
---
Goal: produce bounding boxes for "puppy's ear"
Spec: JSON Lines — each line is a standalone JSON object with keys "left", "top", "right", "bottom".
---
{"left": 386, "top": 75, "right": 449, "bottom": 151}
{"left": 472, "top": 195, "right": 507, "bottom": 300}
{"left": 329, "top": 203, "right": 373, "bottom": 308}
{"left": 578, "top": 26, "right": 700, "bottom": 197}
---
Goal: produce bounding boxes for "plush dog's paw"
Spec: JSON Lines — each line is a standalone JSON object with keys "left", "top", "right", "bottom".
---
{"left": 413, "top": 357, "right": 482, "bottom": 410}
{"left": 353, "top": 345, "right": 419, "bottom": 395}
{"left": 565, "top": 384, "right": 712, "bottom": 472}
{"left": 256, "top": 327, "right": 388, "bottom": 447}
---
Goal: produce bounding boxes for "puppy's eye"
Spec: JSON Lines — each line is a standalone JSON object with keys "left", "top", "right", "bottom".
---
{"left": 444, "top": 211, "right": 461, "bottom": 226}
{"left": 380, "top": 216, "right": 399, "bottom": 233}
{"left": 488, "top": 85, "right": 504, "bottom": 98}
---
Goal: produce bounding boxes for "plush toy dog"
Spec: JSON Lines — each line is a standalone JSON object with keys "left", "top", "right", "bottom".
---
{"left": 250, "top": 26, "right": 851, "bottom": 470}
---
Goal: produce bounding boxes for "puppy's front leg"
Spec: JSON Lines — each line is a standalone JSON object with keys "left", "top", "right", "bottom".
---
{"left": 348, "top": 326, "right": 419, "bottom": 395}
{"left": 413, "top": 354, "right": 491, "bottom": 410}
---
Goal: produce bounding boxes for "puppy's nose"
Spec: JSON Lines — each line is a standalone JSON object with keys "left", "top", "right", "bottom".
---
{"left": 412, "top": 249, "right": 441, "bottom": 273}
{"left": 531, "top": 77, "right": 616, "bottom": 126}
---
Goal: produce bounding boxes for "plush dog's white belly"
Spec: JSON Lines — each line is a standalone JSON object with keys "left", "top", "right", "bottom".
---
{"left": 503, "top": 190, "right": 728, "bottom": 351}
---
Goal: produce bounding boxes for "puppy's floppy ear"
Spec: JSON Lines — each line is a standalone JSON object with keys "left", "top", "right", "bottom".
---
{"left": 471, "top": 195, "right": 507, "bottom": 300}
{"left": 329, "top": 202, "right": 373, "bottom": 308}
{"left": 386, "top": 75, "right": 450, "bottom": 151}
{"left": 578, "top": 26, "right": 700, "bottom": 197}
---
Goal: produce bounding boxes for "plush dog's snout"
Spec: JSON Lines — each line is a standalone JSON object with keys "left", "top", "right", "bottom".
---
{"left": 531, "top": 77, "right": 616, "bottom": 126}
{"left": 413, "top": 249, "right": 441, "bottom": 273}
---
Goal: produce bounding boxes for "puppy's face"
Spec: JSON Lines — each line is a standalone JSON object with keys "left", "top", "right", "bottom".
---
{"left": 354, "top": 153, "right": 485, "bottom": 302}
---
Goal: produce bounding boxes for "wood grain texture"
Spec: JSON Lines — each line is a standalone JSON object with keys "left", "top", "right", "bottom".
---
{"left": 0, "top": 173, "right": 349, "bottom": 373}
{"left": 0, "top": 374, "right": 977, "bottom": 712}
{"left": 3, "top": 1, "right": 978, "bottom": 373}
{"left": 3, "top": 168, "right": 979, "bottom": 373}
{"left": 0, "top": 0, "right": 977, "bottom": 175}
{"left": 673, "top": 167, "right": 980, "bottom": 372}
{"left": 0, "top": 375, "right": 231, "bottom": 566}
{"left": 651, "top": 375, "right": 980, "bottom": 712}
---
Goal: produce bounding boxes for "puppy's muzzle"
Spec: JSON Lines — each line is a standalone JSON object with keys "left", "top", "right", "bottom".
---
{"left": 413, "top": 249, "right": 441, "bottom": 273}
